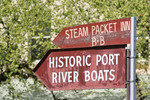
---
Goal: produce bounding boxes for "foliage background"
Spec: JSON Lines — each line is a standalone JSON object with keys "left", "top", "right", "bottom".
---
{"left": 0, "top": 0, "right": 150, "bottom": 99}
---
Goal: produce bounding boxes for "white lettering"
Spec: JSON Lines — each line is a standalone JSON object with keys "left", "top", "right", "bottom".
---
{"left": 83, "top": 27, "right": 88, "bottom": 36}
{"left": 62, "top": 72, "right": 67, "bottom": 83}
{"left": 109, "top": 23, "right": 113, "bottom": 33}
{"left": 74, "top": 71, "right": 79, "bottom": 82}
{"left": 49, "top": 57, "right": 55, "bottom": 68}
{"left": 104, "top": 70, "right": 109, "bottom": 81}
{"left": 96, "top": 55, "right": 101, "bottom": 66}
{"left": 92, "top": 26, "right": 95, "bottom": 35}
{"left": 52, "top": 72, "right": 57, "bottom": 83}
{"left": 98, "top": 70, "right": 104, "bottom": 81}
{"left": 69, "top": 56, "right": 75, "bottom": 67}
{"left": 64, "top": 56, "right": 69, "bottom": 67}
{"left": 78, "top": 28, "right": 83, "bottom": 37}
{"left": 74, "top": 28, "right": 78, "bottom": 38}
{"left": 85, "top": 71, "right": 90, "bottom": 82}
{"left": 76, "top": 56, "right": 82, "bottom": 67}
{"left": 104, "top": 24, "right": 108, "bottom": 33}
{"left": 52, "top": 71, "right": 79, "bottom": 83}
{"left": 65, "top": 30, "right": 70, "bottom": 39}
{"left": 84, "top": 69, "right": 116, "bottom": 82}
{"left": 58, "top": 57, "right": 64, "bottom": 68}
{"left": 109, "top": 54, "right": 114, "bottom": 65}
{"left": 100, "top": 36, "right": 105, "bottom": 45}
{"left": 114, "top": 54, "right": 120, "bottom": 65}
{"left": 91, "top": 70, "right": 97, "bottom": 81}
{"left": 109, "top": 69, "right": 115, "bottom": 81}
{"left": 68, "top": 71, "right": 72, "bottom": 83}
{"left": 92, "top": 37, "right": 97, "bottom": 46}
{"left": 113, "top": 22, "right": 117, "bottom": 32}
{"left": 65, "top": 27, "right": 89, "bottom": 39}
{"left": 102, "top": 54, "right": 108, "bottom": 65}
{"left": 86, "top": 55, "right": 91, "bottom": 66}
{"left": 121, "top": 21, "right": 131, "bottom": 31}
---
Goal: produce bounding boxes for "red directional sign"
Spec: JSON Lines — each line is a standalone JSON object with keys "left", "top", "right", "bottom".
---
{"left": 53, "top": 18, "right": 131, "bottom": 48}
{"left": 33, "top": 46, "right": 126, "bottom": 91}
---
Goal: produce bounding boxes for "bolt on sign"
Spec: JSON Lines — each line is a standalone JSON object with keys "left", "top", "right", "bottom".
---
{"left": 33, "top": 46, "right": 126, "bottom": 91}
{"left": 53, "top": 18, "right": 131, "bottom": 48}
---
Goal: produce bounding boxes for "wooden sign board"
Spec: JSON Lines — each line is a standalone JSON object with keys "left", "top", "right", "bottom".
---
{"left": 33, "top": 46, "right": 126, "bottom": 91}
{"left": 53, "top": 18, "right": 131, "bottom": 48}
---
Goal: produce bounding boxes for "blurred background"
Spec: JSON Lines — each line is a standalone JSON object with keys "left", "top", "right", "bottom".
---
{"left": 0, "top": 0, "right": 150, "bottom": 99}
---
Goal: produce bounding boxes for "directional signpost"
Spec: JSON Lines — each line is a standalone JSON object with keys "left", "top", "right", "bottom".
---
{"left": 34, "top": 17, "right": 136, "bottom": 100}
{"left": 33, "top": 46, "right": 126, "bottom": 91}
{"left": 53, "top": 18, "right": 131, "bottom": 48}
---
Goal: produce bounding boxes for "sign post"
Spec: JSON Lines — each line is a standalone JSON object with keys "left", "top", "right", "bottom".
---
{"left": 33, "top": 17, "right": 136, "bottom": 99}
{"left": 130, "top": 17, "right": 136, "bottom": 100}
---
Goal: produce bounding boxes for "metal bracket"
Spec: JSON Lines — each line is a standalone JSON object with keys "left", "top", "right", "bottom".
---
{"left": 125, "top": 80, "right": 136, "bottom": 84}
{"left": 130, "top": 56, "right": 137, "bottom": 58}
{"left": 126, "top": 56, "right": 137, "bottom": 58}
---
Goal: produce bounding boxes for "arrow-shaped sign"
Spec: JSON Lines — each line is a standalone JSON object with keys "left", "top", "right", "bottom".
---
{"left": 53, "top": 17, "right": 131, "bottom": 48}
{"left": 33, "top": 45, "right": 126, "bottom": 91}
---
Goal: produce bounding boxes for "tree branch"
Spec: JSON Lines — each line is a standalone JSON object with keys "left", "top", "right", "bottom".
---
{"left": 1, "top": 19, "right": 9, "bottom": 30}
